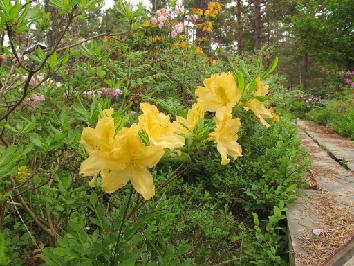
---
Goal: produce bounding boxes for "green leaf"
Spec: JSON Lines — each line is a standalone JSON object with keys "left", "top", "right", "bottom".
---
{"left": 262, "top": 57, "right": 278, "bottom": 78}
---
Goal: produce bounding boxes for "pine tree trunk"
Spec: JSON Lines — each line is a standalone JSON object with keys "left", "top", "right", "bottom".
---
{"left": 304, "top": 52, "right": 309, "bottom": 88}
{"left": 254, "top": 0, "right": 262, "bottom": 50}
{"left": 236, "top": 0, "right": 242, "bottom": 54}
{"left": 45, "top": 0, "right": 61, "bottom": 48}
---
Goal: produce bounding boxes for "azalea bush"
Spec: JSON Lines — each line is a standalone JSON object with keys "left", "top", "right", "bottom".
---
{"left": 0, "top": 0, "right": 309, "bottom": 265}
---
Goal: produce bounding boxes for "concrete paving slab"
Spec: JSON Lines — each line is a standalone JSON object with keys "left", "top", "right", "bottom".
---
{"left": 297, "top": 120, "right": 354, "bottom": 171}
{"left": 287, "top": 126, "right": 354, "bottom": 266}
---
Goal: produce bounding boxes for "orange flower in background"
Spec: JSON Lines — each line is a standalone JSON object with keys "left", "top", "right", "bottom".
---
{"left": 191, "top": 8, "right": 203, "bottom": 16}
{"left": 269, "top": 107, "right": 280, "bottom": 122}
{"left": 208, "top": 1, "right": 222, "bottom": 12}
{"left": 202, "top": 21, "right": 213, "bottom": 32}
{"left": 211, "top": 59, "right": 217, "bottom": 65}
{"left": 173, "top": 41, "right": 189, "bottom": 48}
{"left": 194, "top": 46, "right": 204, "bottom": 55}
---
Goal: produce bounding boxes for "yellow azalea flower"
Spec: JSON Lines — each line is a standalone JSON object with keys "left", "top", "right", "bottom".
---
{"left": 175, "top": 103, "right": 205, "bottom": 136}
{"left": 80, "top": 108, "right": 124, "bottom": 177}
{"left": 208, "top": 2, "right": 222, "bottom": 12}
{"left": 86, "top": 124, "right": 165, "bottom": 200}
{"left": 209, "top": 109, "right": 242, "bottom": 165}
{"left": 243, "top": 77, "right": 273, "bottom": 127}
{"left": 104, "top": 124, "right": 164, "bottom": 200}
{"left": 138, "top": 103, "right": 185, "bottom": 149}
{"left": 195, "top": 72, "right": 242, "bottom": 114}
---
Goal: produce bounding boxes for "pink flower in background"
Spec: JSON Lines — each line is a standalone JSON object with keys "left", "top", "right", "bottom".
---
{"left": 83, "top": 87, "right": 122, "bottom": 98}
{"left": 22, "top": 94, "right": 45, "bottom": 108}
{"left": 19, "top": 75, "right": 39, "bottom": 86}
{"left": 111, "top": 88, "right": 122, "bottom": 96}
{"left": 100, "top": 87, "right": 110, "bottom": 94}
{"left": 22, "top": 98, "right": 31, "bottom": 106}
{"left": 173, "top": 22, "right": 184, "bottom": 34}
{"left": 32, "top": 94, "right": 45, "bottom": 101}
{"left": 171, "top": 30, "right": 178, "bottom": 37}
{"left": 151, "top": 17, "right": 158, "bottom": 24}
{"left": 191, "top": 14, "right": 198, "bottom": 21}
{"left": 19, "top": 75, "right": 27, "bottom": 82}
{"left": 36, "top": 74, "right": 45, "bottom": 83}
{"left": 157, "top": 8, "right": 169, "bottom": 17}
{"left": 158, "top": 15, "right": 167, "bottom": 23}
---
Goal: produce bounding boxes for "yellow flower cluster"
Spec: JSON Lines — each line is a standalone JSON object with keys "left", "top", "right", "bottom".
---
{"left": 191, "top": 2, "right": 222, "bottom": 18}
{"left": 194, "top": 73, "right": 279, "bottom": 164}
{"left": 16, "top": 166, "right": 31, "bottom": 184}
{"left": 206, "top": 2, "right": 222, "bottom": 17}
{"left": 192, "top": 2, "right": 222, "bottom": 32}
{"left": 80, "top": 105, "right": 186, "bottom": 200}
{"left": 80, "top": 72, "right": 278, "bottom": 199}
{"left": 196, "top": 21, "right": 213, "bottom": 32}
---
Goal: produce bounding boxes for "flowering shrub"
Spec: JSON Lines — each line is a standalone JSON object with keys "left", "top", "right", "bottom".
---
{"left": 80, "top": 68, "right": 279, "bottom": 199}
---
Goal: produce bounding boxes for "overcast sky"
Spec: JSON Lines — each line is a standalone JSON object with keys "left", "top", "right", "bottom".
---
{"left": 103, "top": 0, "right": 151, "bottom": 10}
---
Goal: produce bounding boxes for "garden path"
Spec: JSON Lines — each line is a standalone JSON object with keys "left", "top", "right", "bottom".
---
{"left": 287, "top": 120, "right": 354, "bottom": 266}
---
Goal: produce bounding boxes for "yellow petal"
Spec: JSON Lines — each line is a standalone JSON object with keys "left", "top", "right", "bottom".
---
{"left": 113, "top": 124, "right": 165, "bottom": 168}
{"left": 131, "top": 168, "right": 155, "bottom": 200}
{"left": 101, "top": 168, "right": 130, "bottom": 193}
{"left": 196, "top": 72, "right": 241, "bottom": 113}
{"left": 243, "top": 99, "right": 272, "bottom": 127}
{"left": 89, "top": 177, "right": 97, "bottom": 187}
{"left": 209, "top": 109, "right": 242, "bottom": 165}
{"left": 254, "top": 77, "right": 268, "bottom": 96}
{"left": 138, "top": 103, "right": 185, "bottom": 149}
{"left": 80, "top": 152, "right": 104, "bottom": 176}
{"left": 80, "top": 108, "right": 115, "bottom": 153}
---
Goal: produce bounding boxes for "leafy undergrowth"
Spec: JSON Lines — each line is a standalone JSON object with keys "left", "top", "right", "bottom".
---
{"left": 306, "top": 95, "right": 354, "bottom": 140}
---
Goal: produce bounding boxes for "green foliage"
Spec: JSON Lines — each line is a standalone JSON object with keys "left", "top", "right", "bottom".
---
{"left": 307, "top": 98, "right": 354, "bottom": 140}
{"left": 291, "top": 0, "right": 354, "bottom": 68}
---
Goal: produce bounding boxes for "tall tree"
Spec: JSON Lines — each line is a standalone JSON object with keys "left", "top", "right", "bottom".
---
{"left": 236, "top": 0, "right": 242, "bottom": 53}
{"left": 291, "top": 0, "right": 354, "bottom": 69}
{"left": 253, "top": 0, "right": 262, "bottom": 50}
